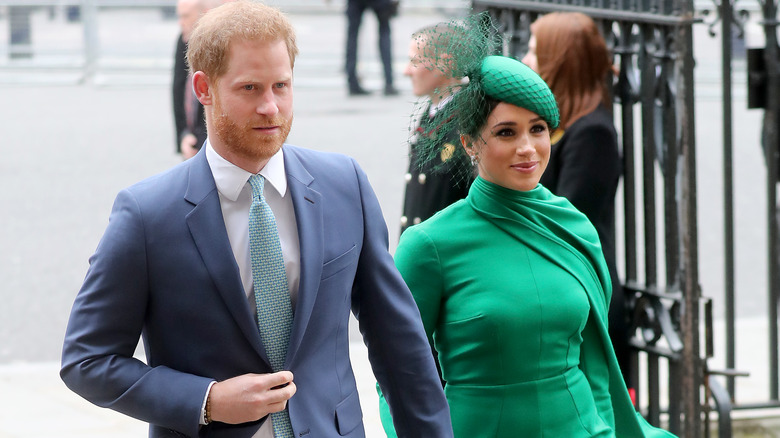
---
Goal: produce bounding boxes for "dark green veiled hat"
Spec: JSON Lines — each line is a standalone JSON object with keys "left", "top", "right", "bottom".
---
{"left": 406, "top": 12, "right": 559, "bottom": 181}
{"left": 478, "top": 55, "right": 560, "bottom": 129}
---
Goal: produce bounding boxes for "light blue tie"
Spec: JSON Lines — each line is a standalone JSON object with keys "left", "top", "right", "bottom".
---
{"left": 248, "top": 174, "right": 294, "bottom": 438}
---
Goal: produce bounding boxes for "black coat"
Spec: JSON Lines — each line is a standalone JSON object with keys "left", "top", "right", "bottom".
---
{"left": 172, "top": 34, "right": 207, "bottom": 153}
{"left": 401, "top": 104, "right": 472, "bottom": 235}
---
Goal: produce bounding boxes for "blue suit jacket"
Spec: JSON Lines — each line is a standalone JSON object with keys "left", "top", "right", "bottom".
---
{"left": 61, "top": 145, "right": 452, "bottom": 438}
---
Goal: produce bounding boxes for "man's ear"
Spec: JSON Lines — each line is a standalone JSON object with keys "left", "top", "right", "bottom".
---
{"left": 192, "top": 71, "right": 213, "bottom": 105}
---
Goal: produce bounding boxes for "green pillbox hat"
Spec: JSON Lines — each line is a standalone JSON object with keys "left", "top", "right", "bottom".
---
{"left": 479, "top": 55, "right": 560, "bottom": 129}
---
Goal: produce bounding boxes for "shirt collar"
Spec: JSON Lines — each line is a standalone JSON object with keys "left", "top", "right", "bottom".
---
{"left": 205, "top": 140, "right": 288, "bottom": 201}
{"left": 429, "top": 94, "right": 454, "bottom": 118}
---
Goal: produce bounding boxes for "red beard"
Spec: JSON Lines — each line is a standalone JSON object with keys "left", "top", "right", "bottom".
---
{"left": 212, "top": 97, "right": 293, "bottom": 162}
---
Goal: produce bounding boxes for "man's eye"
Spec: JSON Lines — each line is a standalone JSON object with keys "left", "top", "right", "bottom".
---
{"left": 275, "top": 83, "right": 287, "bottom": 89}
{"left": 243, "top": 85, "right": 255, "bottom": 91}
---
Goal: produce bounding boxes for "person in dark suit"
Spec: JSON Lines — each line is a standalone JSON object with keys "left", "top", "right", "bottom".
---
{"left": 399, "top": 24, "right": 472, "bottom": 234}
{"left": 172, "top": 0, "right": 219, "bottom": 159}
{"left": 345, "top": 0, "right": 398, "bottom": 96}
{"left": 523, "top": 12, "right": 631, "bottom": 395}
{"left": 60, "top": 2, "right": 452, "bottom": 437}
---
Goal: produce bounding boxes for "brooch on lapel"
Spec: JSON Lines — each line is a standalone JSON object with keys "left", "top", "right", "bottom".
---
{"left": 440, "top": 143, "right": 456, "bottom": 162}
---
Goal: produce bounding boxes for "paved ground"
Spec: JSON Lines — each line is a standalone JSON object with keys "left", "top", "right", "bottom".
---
{"left": 1, "top": 2, "right": 779, "bottom": 437}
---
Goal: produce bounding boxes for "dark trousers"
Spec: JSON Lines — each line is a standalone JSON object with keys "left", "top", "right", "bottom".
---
{"left": 345, "top": 0, "right": 394, "bottom": 88}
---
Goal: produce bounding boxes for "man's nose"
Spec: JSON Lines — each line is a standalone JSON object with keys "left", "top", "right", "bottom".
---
{"left": 256, "top": 89, "right": 279, "bottom": 116}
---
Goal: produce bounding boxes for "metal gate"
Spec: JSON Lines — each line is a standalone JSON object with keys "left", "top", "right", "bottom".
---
{"left": 471, "top": 0, "right": 779, "bottom": 436}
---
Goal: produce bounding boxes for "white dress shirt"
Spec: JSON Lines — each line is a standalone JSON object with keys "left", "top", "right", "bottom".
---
{"left": 205, "top": 142, "right": 301, "bottom": 438}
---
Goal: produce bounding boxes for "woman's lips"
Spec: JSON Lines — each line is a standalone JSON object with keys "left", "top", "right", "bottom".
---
{"left": 511, "top": 161, "right": 538, "bottom": 173}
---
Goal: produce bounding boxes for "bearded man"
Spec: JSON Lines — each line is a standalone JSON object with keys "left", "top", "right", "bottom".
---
{"left": 60, "top": 2, "right": 452, "bottom": 438}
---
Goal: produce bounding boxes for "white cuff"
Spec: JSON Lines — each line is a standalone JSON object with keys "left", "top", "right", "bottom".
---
{"left": 200, "top": 381, "right": 217, "bottom": 425}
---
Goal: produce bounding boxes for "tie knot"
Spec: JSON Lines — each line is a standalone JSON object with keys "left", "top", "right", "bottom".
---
{"left": 248, "top": 174, "right": 265, "bottom": 198}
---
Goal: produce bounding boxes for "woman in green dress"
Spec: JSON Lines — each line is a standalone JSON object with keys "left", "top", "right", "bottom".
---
{"left": 378, "top": 15, "right": 677, "bottom": 438}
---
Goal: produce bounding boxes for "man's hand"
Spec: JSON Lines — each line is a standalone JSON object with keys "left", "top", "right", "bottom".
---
{"left": 180, "top": 134, "right": 199, "bottom": 160}
{"left": 209, "top": 371, "right": 296, "bottom": 424}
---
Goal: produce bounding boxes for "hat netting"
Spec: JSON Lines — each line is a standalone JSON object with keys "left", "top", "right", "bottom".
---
{"left": 407, "top": 12, "right": 559, "bottom": 181}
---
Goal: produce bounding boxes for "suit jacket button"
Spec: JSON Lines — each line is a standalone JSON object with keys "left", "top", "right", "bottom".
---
{"left": 400, "top": 216, "right": 408, "bottom": 226}
{"left": 413, "top": 217, "right": 421, "bottom": 225}
{"left": 418, "top": 173, "right": 427, "bottom": 184}
{"left": 404, "top": 173, "right": 412, "bottom": 183}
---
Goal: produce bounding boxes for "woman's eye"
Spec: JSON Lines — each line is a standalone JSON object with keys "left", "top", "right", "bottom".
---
{"left": 530, "top": 124, "right": 547, "bottom": 134}
{"left": 496, "top": 128, "right": 514, "bottom": 137}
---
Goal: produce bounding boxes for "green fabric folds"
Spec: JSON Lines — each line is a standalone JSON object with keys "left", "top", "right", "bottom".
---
{"left": 378, "top": 178, "right": 677, "bottom": 438}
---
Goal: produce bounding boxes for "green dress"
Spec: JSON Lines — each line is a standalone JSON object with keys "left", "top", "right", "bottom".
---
{"left": 379, "top": 177, "right": 676, "bottom": 438}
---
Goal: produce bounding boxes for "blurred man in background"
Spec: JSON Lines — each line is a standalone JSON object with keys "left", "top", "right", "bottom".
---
{"left": 345, "top": 0, "right": 399, "bottom": 96}
{"left": 172, "top": 0, "right": 223, "bottom": 159}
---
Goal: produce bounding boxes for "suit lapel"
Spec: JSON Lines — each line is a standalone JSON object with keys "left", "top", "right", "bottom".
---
{"left": 184, "top": 152, "right": 269, "bottom": 364}
{"left": 283, "top": 147, "right": 324, "bottom": 366}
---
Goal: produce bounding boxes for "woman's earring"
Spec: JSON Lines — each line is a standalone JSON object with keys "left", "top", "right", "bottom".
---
{"left": 470, "top": 153, "right": 479, "bottom": 166}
